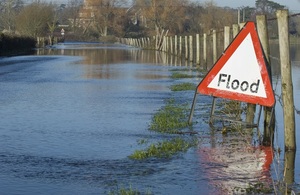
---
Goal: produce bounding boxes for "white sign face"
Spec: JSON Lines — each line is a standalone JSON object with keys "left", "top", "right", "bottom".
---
{"left": 207, "top": 33, "right": 267, "bottom": 98}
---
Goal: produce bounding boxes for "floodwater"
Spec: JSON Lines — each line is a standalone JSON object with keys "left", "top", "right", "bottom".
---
{"left": 0, "top": 42, "right": 299, "bottom": 194}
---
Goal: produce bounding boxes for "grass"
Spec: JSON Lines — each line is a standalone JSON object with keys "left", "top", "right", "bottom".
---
{"left": 170, "top": 82, "right": 196, "bottom": 91}
{"left": 130, "top": 98, "right": 197, "bottom": 161}
{"left": 129, "top": 137, "right": 198, "bottom": 160}
{"left": 108, "top": 184, "right": 152, "bottom": 195}
{"left": 125, "top": 68, "right": 200, "bottom": 192}
{"left": 244, "top": 182, "right": 273, "bottom": 194}
{"left": 170, "top": 68, "right": 191, "bottom": 72}
{"left": 149, "top": 99, "right": 190, "bottom": 134}
{"left": 170, "top": 72, "right": 194, "bottom": 79}
{"left": 212, "top": 99, "right": 249, "bottom": 133}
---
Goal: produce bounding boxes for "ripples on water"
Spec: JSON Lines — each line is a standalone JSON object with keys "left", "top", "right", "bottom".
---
{"left": 0, "top": 43, "right": 299, "bottom": 194}
{"left": 0, "top": 51, "right": 213, "bottom": 194}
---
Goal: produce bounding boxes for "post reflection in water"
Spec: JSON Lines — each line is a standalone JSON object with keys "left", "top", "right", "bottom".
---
{"left": 194, "top": 43, "right": 300, "bottom": 194}
{"left": 36, "top": 42, "right": 194, "bottom": 68}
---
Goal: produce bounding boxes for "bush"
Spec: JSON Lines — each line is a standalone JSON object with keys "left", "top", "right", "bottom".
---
{"left": 0, "top": 33, "right": 36, "bottom": 56}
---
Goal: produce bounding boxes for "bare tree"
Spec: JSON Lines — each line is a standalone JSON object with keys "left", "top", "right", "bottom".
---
{"left": 80, "top": 0, "right": 126, "bottom": 37}
{"left": 136, "top": 0, "right": 188, "bottom": 34}
{"left": 65, "top": 0, "right": 82, "bottom": 33}
{"left": 188, "top": 1, "right": 235, "bottom": 34}
{"left": 15, "top": 2, "right": 55, "bottom": 37}
{"left": 0, "top": 0, "right": 23, "bottom": 32}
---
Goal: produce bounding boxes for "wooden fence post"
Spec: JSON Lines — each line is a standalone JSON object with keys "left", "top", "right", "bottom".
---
{"left": 179, "top": 36, "right": 182, "bottom": 57}
{"left": 162, "top": 37, "right": 165, "bottom": 51}
{"left": 212, "top": 30, "right": 217, "bottom": 64}
{"left": 239, "top": 22, "right": 246, "bottom": 29}
{"left": 277, "top": 9, "right": 296, "bottom": 151}
{"left": 245, "top": 24, "right": 257, "bottom": 125}
{"left": 256, "top": 14, "right": 276, "bottom": 146}
{"left": 232, "top": 24, "right": 239, "bottom": 38}
{"left": 283, "top": 150, "right": 296, "bottom": 185}
{"left": 203, "top": 33, "right": 207, "bottom": 69}
{"left": 170, "top": 36, "right": 173, "bottom": 55}
{"left": 174, "top": 35, "right": 178, "bottom": 56}
{"left": 196, "top": 34, "right": 200, "bottom": 65}
{"left": 166, "top": 36, "right": 168, "bottom": 52}
{"left": 224, "top": 26, "right": 230, "bottom": 49}
{"left": 185, "top": 36, "right": 188, "bottom": 60}
{"left": 189, "top": 35, "right": 193, "bottom": 62}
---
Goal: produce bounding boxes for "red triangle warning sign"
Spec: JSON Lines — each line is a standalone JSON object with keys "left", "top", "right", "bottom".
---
{"left": 197, "top": 22, "right": 275, "bottom": 107}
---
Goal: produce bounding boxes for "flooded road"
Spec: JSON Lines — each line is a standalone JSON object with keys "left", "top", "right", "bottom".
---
{"left": 0, "top": 42, "right": 299, "bottom": 194}
{"left": 0, "top": 43, "right": 213, "bottom": 194}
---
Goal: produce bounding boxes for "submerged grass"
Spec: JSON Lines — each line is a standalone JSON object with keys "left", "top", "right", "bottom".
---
{"left": 149, "top": 99, "right": 190, "bottom": 134}
{"left": 108, "top": 184, "right": 152, "bottom": 195}
{"left": 130, "top": 98, "right": 198, "bottom": 160}
{"left": 170, "top": 72, "right": 194, "bottom": 79}
{"left": 244, "top": 182, "right": 273, "bottom": 194}
{"left": 170, "top": 82, "right": 196, "bottom": 91}
{"left": 129, "top": 137, "right": 198, "bottom": 160}
{"left": 213, "top": 99, "right": 249, "bottom": 133}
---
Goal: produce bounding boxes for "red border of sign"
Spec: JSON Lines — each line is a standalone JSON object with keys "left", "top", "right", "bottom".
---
{"left": 197, "top": 22, "right": 275, "bottom": 107}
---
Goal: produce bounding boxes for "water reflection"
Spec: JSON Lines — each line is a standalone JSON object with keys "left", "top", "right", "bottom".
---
{"left": 35, "top": 42, "right": 194, "bottom": 68}
{"left": 195, "top": 43, "right": 300, "bottom": 194}
{"left": 26, "top": 41, "right": 300, "bottom": 193}
{"left": 270, "top": 43, "right": 300, "bottom": 76}
{"left": 1, "top": 43, "right": 215, "bottom": 194}
{"left": 198, "top": 133, "right": 273, "bottom": 194}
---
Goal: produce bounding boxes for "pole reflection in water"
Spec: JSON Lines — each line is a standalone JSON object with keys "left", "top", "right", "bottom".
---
{"left": 36, "top": 42, "right": 194, "bottom": 67}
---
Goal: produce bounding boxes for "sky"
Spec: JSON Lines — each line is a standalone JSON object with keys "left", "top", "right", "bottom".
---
{"left": 196, "top": 0, "right": 300, "bottom": 12}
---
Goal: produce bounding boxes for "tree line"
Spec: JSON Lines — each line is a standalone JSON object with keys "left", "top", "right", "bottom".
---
{"left": 0, "top": 0, "right": 298, "bottom": 41}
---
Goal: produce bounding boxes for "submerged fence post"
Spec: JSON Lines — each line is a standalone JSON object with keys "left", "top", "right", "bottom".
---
{"left": 277, "top": 10, "right": 296, "bottom": 151}
{"left": 256, "top": 15, "right": 275, "bottom": 146}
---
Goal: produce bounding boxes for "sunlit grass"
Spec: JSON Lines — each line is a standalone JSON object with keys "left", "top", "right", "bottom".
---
{"left": 108, "top": 184, "right": 152, "bottom": 195}
{"left": 170, "top": 72, "right": 194, "bottom": 79}
{"left": 129, "top": 137, "right": 198, "bottom": 160}
{"left": 149, "top": 99, "right": 190, "bottom": 134}
{"left": 170, "top": 82, "right": 196, "bottom": 91}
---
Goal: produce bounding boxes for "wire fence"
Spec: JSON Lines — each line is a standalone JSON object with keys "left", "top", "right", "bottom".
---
{"left": 120, "top": 10, "right": 298, "bottom": 141}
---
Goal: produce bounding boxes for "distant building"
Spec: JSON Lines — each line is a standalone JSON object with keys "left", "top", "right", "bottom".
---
{"left": 78, "top": 0, "right": 147, "bottom": 30}
{"left": 78, "top": 0, "right": 97, "bottom": 27}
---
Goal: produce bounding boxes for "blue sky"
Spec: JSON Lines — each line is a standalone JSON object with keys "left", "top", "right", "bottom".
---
{"left": 195, "top": 0, "right": 300, "bottom": 12}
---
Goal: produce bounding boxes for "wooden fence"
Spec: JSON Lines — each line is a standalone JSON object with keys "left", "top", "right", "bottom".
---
{"left": 119, "top": 10, "right": 296, "bottom": 152}
{"left": 119, "top": 23, "right": 247, "bottom": 70}
{"left": 36, "top": 36, "right": 64, "bottom": 48}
